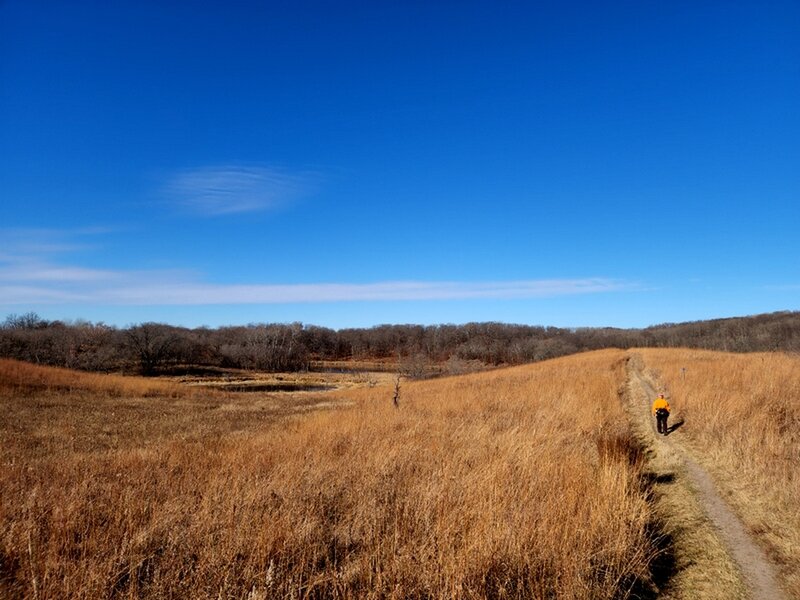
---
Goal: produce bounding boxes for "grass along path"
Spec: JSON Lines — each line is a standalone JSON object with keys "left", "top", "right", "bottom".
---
{"left": 625, "top": 353, "right": 786, "bottom": 600}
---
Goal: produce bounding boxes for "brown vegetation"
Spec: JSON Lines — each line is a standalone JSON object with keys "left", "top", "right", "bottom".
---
{"left": 639, "top": 348, "right": 800, "bottom": 597}
{"left": 3, "top": 310, "right": 800, "bottom": 376}
{"left": 0, "top": 350, "right": 660, "bottom": 598}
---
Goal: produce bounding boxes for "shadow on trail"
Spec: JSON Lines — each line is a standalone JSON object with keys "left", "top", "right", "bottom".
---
{"left": 644, "top": 471, "right": 676, "bottom": 485}
{"left": 634, "top": 463, "right": 679, "bottom": 597}
{"left": 666, "top": 418, "right": 685, "bottom": 435}
{"left": 626, "top": 515, "right": 677, "bottom": 599}
{"left": 647, "top": 523, "right": 677, "bottom": 595}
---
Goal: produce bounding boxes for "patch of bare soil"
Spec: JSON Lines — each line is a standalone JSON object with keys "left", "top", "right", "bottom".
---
{"left": 626, "top": 354, "right": 787, "bottom": 600}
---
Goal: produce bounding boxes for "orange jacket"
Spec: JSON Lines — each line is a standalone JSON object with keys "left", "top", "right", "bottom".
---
{"left": 652, "top": 397, "right": 671, "bottom": 415}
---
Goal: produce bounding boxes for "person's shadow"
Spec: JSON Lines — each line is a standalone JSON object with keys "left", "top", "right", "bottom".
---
{"left": 666, "top": 418, "right": 685, "bottom": 435}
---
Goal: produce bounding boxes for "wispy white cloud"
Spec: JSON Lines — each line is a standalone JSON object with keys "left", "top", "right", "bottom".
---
{"left": 164, "top": 165, "right": 313, "bottom": 216}
{"left": 764, "top": 284, "right": 800, "bottom": 291}
{"left": 0, "top": 227, "right": 111, "bottom": 256}
{"left": 0, "top": 259, "right": 636, "bottom": 305}
{"left": 93, "top": 278, "right": 632, "bottom": 305}
{"left": 0, "top": 228, "right": 639, "bottom": 307}
{"left": 0, "top": 264, "right": 118, "bottom": 283}
{"left": 0, "top": 285, "right": 89, "bottom": 303}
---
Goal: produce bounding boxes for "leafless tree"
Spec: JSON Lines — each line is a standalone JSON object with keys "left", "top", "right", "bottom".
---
{"left": 124, "top": 323, "right": 180, "bottom": 375}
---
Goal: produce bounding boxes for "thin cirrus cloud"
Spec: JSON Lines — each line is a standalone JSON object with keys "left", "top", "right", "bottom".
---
{"left": 0, "top": 261, "right": 635, "bottom": 305}
{"left": 0, "top": 230, "right": 637, "bottom": 306}
{"left": 764, "top": 284, "right": 800, "bottom": 291}
{"left": 100, "top": 278, "right": 633, "bottom": 305}
{"left": 0, "top": 261, "right": 119, "bottom": 283}
{"left": 164, "top": 165, "right": 313, "bottom": 216}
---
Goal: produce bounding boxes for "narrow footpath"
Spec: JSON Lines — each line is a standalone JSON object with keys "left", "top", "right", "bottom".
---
{"left": 624, "top": 354, "right": 787, "bottom": 600}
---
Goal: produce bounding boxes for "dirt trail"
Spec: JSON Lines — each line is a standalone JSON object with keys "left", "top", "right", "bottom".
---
{"left": 627, "top": 355, "right": 787, "bottom": 600}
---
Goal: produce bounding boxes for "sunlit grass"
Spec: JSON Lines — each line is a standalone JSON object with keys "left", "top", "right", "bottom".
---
{"left": 1, "top": 351, "right": 657, "bottom": 598}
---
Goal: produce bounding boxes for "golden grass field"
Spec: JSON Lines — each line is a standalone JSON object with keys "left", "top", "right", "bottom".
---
{"left": 1, "top": 351, "right": 658, "bottom": 599}
{"left": 1, "top": 348, "right": 798, "bottom": 598}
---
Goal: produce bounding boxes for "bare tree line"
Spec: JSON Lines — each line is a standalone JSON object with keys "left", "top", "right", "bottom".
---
{"left": 2, "top": 310, "right": 799, "bottom": 376}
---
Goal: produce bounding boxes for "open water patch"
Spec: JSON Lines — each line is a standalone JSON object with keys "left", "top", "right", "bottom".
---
{"left": 205, "top": 382, "right": 336, "bottom": 393}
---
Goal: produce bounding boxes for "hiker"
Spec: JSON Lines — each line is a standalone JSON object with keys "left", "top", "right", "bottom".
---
{"left": 652, "top": 393, "right": 671, "bottom": 435}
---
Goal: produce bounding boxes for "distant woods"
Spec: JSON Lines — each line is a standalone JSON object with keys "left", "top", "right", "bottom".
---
{"left": 1, "top": 311, "right": 799, "bottom": 376}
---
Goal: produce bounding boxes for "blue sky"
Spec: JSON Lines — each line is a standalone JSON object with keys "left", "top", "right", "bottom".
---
{"left": 1, "top": 1, "right": 798, "bottom": 329}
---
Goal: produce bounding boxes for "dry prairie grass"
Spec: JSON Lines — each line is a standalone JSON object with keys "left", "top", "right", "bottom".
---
{"left": 1, "top": 350, "right": 658, "bottom": 598}
{"left": 0, "top": 359, "right": 349, "bottom": 461}
{"left": 0, "top": 359, "right": 186, "bottom": 399}
{"left": 639, "top": 348, "right": 800, "bottom": 597}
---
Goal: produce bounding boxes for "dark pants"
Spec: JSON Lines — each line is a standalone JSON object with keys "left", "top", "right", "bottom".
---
{"left": 656, "top": 409, "right": 669, "bottom": 434}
